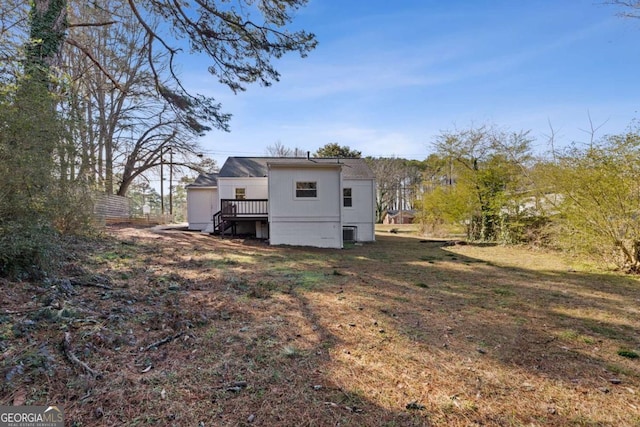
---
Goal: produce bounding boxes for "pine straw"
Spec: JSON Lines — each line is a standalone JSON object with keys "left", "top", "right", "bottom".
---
{"left": 0, "top": 226, "right": 639, "bottom": 426}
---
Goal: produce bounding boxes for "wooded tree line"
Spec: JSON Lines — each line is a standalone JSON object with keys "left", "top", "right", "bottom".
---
{"left": 0, "top": 0, "right": 315, "bottom": 277}
{"left": 398, "top": 124, "right": 640, "bottom": 273}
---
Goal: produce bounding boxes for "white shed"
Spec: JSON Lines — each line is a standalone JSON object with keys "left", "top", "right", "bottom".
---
{"left": 186, "top": 172, "right": 219, "bottom": 231}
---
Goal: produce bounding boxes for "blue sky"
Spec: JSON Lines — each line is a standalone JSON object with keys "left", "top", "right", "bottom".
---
{"left": 184, "top": 0, "right": 640, "bottom": 166}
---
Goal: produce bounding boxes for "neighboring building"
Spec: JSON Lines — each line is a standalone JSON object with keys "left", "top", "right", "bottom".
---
{"left": 186, "top": 172, "right": 219, "bottom": 232}
{"left": 187, "top": 156, "right": 376, "bottom": 248}
{"left": 383, "top": 209, "right": 416, "bottom": 225}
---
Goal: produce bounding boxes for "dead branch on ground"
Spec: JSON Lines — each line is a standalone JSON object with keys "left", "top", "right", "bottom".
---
{"left": 62, "top": 332, "right": 102, "bottom": 379}
{"left": 141, "top": 331, "right": 184, "bottom": 352}
{"left": 69, "top": 276, "right": 113, "bottom": 290}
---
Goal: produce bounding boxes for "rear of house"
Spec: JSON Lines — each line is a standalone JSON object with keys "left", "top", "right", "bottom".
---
{"left": 189, "top": 157, "right": 376, "bottom": 248}
{"left": 268, "top": 161, "right": 343, "bottom": 248}
{"left": 268, "top": 157, "right": 376, "bottom": 248}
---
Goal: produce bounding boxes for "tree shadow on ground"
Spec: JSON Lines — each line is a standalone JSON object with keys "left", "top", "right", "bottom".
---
{"left": 4, "top": 228, "right": 638, "bottom": 426}
{"left": 279, "top": 233, "right": 640, "bottom": 425}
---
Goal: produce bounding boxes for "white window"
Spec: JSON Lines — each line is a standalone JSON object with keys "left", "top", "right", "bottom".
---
{"left": 343, "top": 188, "right": 352, "bottom": 207}
{"left": 235, "top": 188, "right": 246, "bottom": 200}
{"left": 296, "top": 181, "right": 317, "bottom": 198}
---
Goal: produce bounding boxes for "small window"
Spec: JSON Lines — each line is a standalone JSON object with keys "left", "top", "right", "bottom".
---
{"left": 343, "top": 188, "right": 352, "bottom": 207}
{"left": 296, "top": 181, "right": 317, "bottom": 198}
{"left": 235, "top": 188, "right": 246, "bottom": 200}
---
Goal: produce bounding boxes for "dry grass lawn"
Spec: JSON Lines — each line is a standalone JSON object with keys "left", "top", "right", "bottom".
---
{"left": 1, "top": 225, "right": 639, "bottom": 426}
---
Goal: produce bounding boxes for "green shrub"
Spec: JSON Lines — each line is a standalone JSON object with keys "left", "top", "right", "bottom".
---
{"left": 617, "top": 349, "right": 639, "bottom": 359}
{"left": 0, "top": 219, "right": 60, "bottom": 279}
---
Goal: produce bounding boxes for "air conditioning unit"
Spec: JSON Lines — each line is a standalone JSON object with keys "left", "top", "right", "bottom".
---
{"left": 342, "top": 226, "right": 357, "bottom": 242}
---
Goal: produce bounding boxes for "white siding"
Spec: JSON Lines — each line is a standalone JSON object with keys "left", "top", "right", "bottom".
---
{"left": 187, "top": 188, "right": 219, "bottom": 230}
{"left": 270, "top": 222, "right": 341, "bottom": 248}
{"left": 268, "top": 165, "right": 342, "bottom": 248}
{"left": 342, "top": 179, "right": 376, "bottom": 242}
{"left": 218, "top": 177, "right": 268, "bottom": 200}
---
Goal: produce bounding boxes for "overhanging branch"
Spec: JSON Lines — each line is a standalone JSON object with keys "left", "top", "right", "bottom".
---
{"left": 65, "top": 37, "right": 122, "bottom": 91}
{"left": 68, "top": 21, "right": 117, "bottom": 28}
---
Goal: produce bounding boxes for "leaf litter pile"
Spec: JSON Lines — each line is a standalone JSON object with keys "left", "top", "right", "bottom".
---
{"left": 1, "top": 225, "right": 639, "bottom": 426}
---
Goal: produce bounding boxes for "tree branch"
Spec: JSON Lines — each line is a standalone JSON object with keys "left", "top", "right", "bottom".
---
{"left": 65, "top": 37, "right": 122, "bottom": 91}
{"left": 141, "top": 331, "right": 184, "bottom": 352}
{"left": 68, "top": 21, "right": 117, "bottom": 28}
{"left": 62, "top": 332, "right": 102, "bottom": 379}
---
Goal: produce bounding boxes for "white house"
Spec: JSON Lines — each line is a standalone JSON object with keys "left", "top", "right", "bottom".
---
{"left": 185, "top": 172, "right": 219, "bottom": 232}
{"left": 187, "top": 156, "right": 376, "bottom": 248}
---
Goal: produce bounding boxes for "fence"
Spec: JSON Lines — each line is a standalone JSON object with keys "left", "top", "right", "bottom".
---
{"left": 93, "top": 193, "right": 130, "bottom": 220}
{"left": 92, "top": 193, "right": 172, "bottom": 226}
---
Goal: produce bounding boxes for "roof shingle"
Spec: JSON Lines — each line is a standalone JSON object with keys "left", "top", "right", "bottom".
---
{"left": 219, "top": 157, "right": 375, "bottom": 179}
{"left": 185, "top": 172, "right": 219, "bottom": 188}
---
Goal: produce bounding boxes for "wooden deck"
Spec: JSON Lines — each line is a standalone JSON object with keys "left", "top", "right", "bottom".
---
{"left": 213, "top": 199, "right": 268, "bottom": 235}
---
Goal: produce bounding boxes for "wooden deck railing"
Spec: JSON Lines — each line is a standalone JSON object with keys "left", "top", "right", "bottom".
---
{"left": 211, "top": 199, "right": 268, "bottom": 235}
{"left": 220, "top": 199, "right": 268, "bottom": 218}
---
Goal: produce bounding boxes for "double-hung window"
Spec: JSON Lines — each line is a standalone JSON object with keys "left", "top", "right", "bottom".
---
{"left": 235, "top": 188, "right": 246, "bottom": 200}
{"left": 343, "top": 188, "right": 353, "bottom": 207}
{"left": 296, "top": 181, "right": 317, "bottom": 198}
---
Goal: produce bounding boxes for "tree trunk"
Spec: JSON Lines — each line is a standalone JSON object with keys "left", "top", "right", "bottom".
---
{"left": 13, "top": 0, "right": 68, "bottom": 212}
{"left": 27, "top": 0, "right": 67, "bottom": 73}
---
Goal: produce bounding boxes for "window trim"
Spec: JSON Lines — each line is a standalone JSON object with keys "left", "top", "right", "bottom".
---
{"left": 343, "top": 187, "right": 353, "bottom": 207}
{"left": 235, "top": 187, "right": 246, "bottom": 200}
{"left": 295, "top": 181, "right": 318, "bottom": 199}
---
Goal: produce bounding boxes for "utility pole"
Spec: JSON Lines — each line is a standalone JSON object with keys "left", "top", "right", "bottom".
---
{"left": 169, "top": 148, "right": 173, "bottom": 216}
{"left": 160, "top": 150, "right": 164, "bottom": 215}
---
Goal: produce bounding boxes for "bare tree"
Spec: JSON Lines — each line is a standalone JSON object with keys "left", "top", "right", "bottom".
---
{"left": 60, "top": 0, "right": 219, "bottom": 195}
{"left": 365, "top": 157, "right": 424, "bottom": 223}
{"left": 0, "top": 0, "right": 28, "bottom": 82}
{"left": 265, "top": 141, "right": 306, "bottom": 157}
{"left": 607, "top": 1, "right": 640, "bottom": 18}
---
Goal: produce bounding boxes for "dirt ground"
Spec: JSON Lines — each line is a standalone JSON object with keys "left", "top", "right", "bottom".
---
{"left": 1, "top": 225, "right": 639, "bottom": 426}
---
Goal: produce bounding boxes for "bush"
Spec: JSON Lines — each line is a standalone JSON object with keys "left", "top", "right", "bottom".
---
{"left": 497, "top": 214, "right": 553, "bottom": 246}
{"left": 0, "top": 219, "right": 61, "bottom": 279}
{"left": 49, "top": 184, "right": 95, "bottom": 235}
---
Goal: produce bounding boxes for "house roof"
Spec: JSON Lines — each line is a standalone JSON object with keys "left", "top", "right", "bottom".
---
{"left": 219, "top": 157, "right": 375, "bottom": 179}
{"left": 185, "top": 172, "right": 219, "bottom": 188}
{"left": 386, "top": 209, "right": 417, "bottom": 217}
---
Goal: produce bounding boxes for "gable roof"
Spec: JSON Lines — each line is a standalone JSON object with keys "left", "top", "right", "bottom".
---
{"left": 219, "top": 157, "right": 375, "bottom": 180}
{"left": 386, "top": 209, "right": 417, "bottom": 218}
{"left": 185, "top": 172, "right": 218, "bottom": 188}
